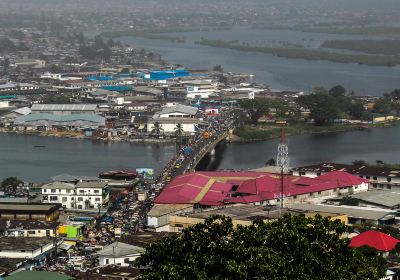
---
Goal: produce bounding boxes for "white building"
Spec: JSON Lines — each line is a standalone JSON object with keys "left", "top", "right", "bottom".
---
{"left": 147, "top": 104, "right": 199, "bottom": 134}
{"left": 0, "top": 237, "right": 58, "bottom": 259}
{"left": 182, "top": 80, "right": 218, "bottom": 99}
{"left": 41, "top": 181, "right": 109, "bottom": 210}
{"left": 97, "top": 241, "right": 145, "bottom": 267}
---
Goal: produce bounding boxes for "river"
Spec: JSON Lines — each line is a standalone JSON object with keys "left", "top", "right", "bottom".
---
{"left": 118, "top": 27, "right": 400, "bottom": 94}
{"left": 1, "top": 126, "right": 399, "bottom": 182}
{"left": 0, "top": 134, "right": 175, "bottom": 183}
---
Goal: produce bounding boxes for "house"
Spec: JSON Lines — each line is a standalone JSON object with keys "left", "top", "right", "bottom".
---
{"left": 0, "top": 203, "right": 61, "bottom": 222}
{"left": 349, "top": 230, "right": 400, "bottom": 257}
{"left": 292, "top": 162, "right": 400, "bottom": 190}
{"left": 97, "top": 241, "right": 145, "bottom": 267}
{"left": 41, "top": 181, "right": 109, "bottom": 210}
{"left": 0, "top": 107, "right": 31, "bottom": 126}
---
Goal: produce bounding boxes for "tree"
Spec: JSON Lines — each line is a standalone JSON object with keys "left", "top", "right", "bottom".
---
{"left": 151, "top": 122, "right": 164, "bottom": 138}
{"left": 329, "top": 85, "right": 346, "bottom": 98}
{"left": 373, "top": 99, "right": 392, "bottom": 115}
{"left": 266, "top": 158, "right": 275, "bottom": 166}
{"left": 239, "top": 99, "right": 270, "bottom": 124}
{"left": 348, "top": 101, "right": 365, "bottom": 119}
{"left": 136, "top": 215, "right": 386, "bottom": 279}
{"left": 213, "top": 65, "right": 223, "bottom": 72}
{"left": 174, "top": 123, "right": 184, "bottom": 147}
{"left": 352, "top": 160, "right": 367, "bottom": 166}
{"left": 1, "top": 177, "right": 23, "bottom": 190}
{"left": 298, "top": 93, "right": 341, "bottom": 126}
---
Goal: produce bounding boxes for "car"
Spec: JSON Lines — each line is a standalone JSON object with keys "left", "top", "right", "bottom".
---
{"left": 166, "top": 176, "right": 172, "bottom": 182}
{"left": 175, "top": 164, "right": 181, "bottom": 169}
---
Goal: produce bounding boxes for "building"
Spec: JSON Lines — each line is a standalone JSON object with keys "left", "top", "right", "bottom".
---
{"left": 147, "top": 104, "right": 199, "bottom": 134}
{"left": 0, "top": 107, "right": 31, "bottom": 126}
{"left": 328, "top": 189, "right": 400, "bottom": 210}
{"left": 0, "top": 203, "right": 61, "bottom": 222}
{"left": 30, "top": 104, "right": 98, "bottom": 115}
{"left": 41, "top": 181, "right": 109, "bottom": 210}
{"left": 0, "top": 237, "right": 58, "bottom": 259}
{"left": 6, "top": 271, "right": 74, "bottom": 280}
{"left": 0, "top": 220, "right": 58, "bottom": 237}
{"left": 149, "top": 171, "right": 369, "bottom": 232}
{"left": 14, "top": 113, "right": 106, "bottom": 130}
{"left": 147, "top": 204, "right": 193, "bottom": 232}
{"left": 97, "top": 241, "right": 145, "bottom": 267}
{"left": 292, "top": 162, "right": 400, "bottom": 189}
{"left": 349, "top": 230, "right": 400, "bottom": 257}
{"left": 169, "top": 204, "right": 348, "bottom": 233}
{"left": 182, "top": 79, "right": 218, "bottom": 99}
{"left": 290, "top": 204, "right": 396, "bottom": 226}
{"left": 0, "top": 83, "right": 40, "bottom": 94}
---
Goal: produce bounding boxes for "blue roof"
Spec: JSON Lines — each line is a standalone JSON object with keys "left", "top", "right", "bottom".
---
{"left": 86, "top": 75, "right": 115, "bottom": 81}
{"left": 142, "top": 69, "right": 194, "bottom": 81}
{"left": 100, "top": 85, "right": 133, "bottom": 92}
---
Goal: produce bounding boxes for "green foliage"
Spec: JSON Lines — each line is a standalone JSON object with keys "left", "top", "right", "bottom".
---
{"left": 298, "top": 93, "right": 341, "bottom": 126}
{"left": 1, "top": 177, "right": 23, "bottom": 189}
{"left": 352, "top": 160, "right": 367, "bottom": 166}
{"left": 322, "top": 39, "right": 400, "bottom": 55}
{"left": 196, "top": 39, "right": 400, "bottom": 66}
{"left": 79, "top": 35, "right": 112, "bottom": 61}
{"left": 239, "top": 99, "right": 270, "bottom": 124}
{"left": 329, "top": 85, "right": 346, "bottom": 98}
{"left": 339, "top": 196, "right": 360, "bottom": 206}
{"left": 373, "top": 99, "right": 392, "bottom": 115}
{"left": 43, "top": 95, "right": 72, "bottom": 104}
{"left": 136, "top": 215, "right": 387, "bottom": 280}
{"left": 213, "top": 65, "right": 223, "bottom": 72}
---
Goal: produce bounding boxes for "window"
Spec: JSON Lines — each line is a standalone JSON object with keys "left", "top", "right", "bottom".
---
{"left": 366, "top": 176, "right": 370, "bottom": 179}
{"left": 373, "top": 177, "right": 377, "bottom": 180}
{"left": 66, "top": 189, "right": 71, "bottom": 193}
{"left": 46, "top": 230, "right": 51, "bottom": 236}
{"left": 373, "top": 184, "right": 378, "bottom": 188}
{"left": 43, "top": 189, "right": 47, "bottom": 193}
{"left": 316, "top": 173, "right": 321, "bottom": 176}
{"left": 318, "top": 191, "right": 321, "bottom": 195}
{"left": 95, "top": 198, "right": 100, "bottom": 202}
{"left": 51, "top": 189, "right": 56, "bottom": 193}
{"left": 309, "top": 192, "right": 313, "bottom": 197}
{"left": 27, "top": 230, "right": 35, "bottom": 235}
{"left": 293, "top": 195, "right": 297, "bottom": 199}
{"left": 105, "top": 259, "right": 109, "bottom": 265}
{"left": 124, "top": 258, "right": 130, "bottom": 263}
{"left": 387, "top": 178, "right": 392, "bottom": 182}
{"left": 62, "top": 197, "right": 67, "bottom": 202}
{"left": 94, "top": 190, "right": 100, "bottom": 194}
{"left": 79, "top": 190, "right": 84, "bottom": 194}
{"left": 387, "top": 185, "right": 392, "bottom": 189}
{"left": 50, "top": 196, "right": 58, "bottom": 201}
{"left": 301, "top": 172, "right": 306, "bottom": 175}
{"left": 78, "top": 197, "right": 83, "bottom": 201}
{"left": 175, "top": 224, "right": 183, "bottom": 228}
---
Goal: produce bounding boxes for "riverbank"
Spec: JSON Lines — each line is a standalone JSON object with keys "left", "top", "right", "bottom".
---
{"left": 195, "top": 39, "right": 400, "bottom": 67}
{"left": 232, "top": 122, "right": 397, "bottom": 142}
{"left": 0, "top": 130, "right": 178, "bottom": 144}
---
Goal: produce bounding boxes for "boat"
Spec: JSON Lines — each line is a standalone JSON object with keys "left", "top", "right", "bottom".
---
{"left": 33, "top": 145, "right": 46, "bottom": 148}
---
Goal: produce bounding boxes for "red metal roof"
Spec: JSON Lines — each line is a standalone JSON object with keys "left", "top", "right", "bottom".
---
{"left": 155, "top": 170, "right": 368, "bottom": 206}
{"left": 349, "top": 231, "right": 399, "bottom": 252}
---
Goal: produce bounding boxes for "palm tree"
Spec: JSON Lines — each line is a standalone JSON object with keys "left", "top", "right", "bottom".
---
{"left": 151, "top": 122, "right": 164, "bottom": 138}
{"left": 174, "top": 123, "right": 184, "bottom": 148}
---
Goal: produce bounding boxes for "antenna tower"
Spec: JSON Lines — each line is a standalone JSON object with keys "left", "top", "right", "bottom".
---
{"left": 276, "top": 121, "right": 289, "bottom": 208}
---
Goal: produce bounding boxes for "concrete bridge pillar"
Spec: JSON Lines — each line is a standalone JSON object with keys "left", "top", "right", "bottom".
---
{"left": 210, "top": 148, "right": 215, "bottom": 156}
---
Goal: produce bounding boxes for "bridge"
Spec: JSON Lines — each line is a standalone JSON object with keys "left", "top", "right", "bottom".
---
{"left": 155, "top": 111, "right": 239, "bottom": 185}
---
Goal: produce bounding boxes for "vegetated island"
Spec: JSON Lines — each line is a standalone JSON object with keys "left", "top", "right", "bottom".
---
{"left": 195, "top": 39, "right": 400, "bottom": 66}
{"left": 101, "top": 26, "right": 231, "bottom": 41}
{"left": 232, "top": 122, "right": 397, "bottom": 142}
{"left": 252, "top": 24, "right": 400, "bottom": 38}
{"left": 321, "top": 39, "right": 400, "bottom": 55}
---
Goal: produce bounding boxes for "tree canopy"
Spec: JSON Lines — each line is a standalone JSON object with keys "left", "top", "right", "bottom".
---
{"left": 298, "top": 93, "right": 341, "bottom": 126}
{"left": 136, "top": 214, "right": 386, "bottom": 280}
{"left": 239, "top": 99, "right": 270, "bottom": 124}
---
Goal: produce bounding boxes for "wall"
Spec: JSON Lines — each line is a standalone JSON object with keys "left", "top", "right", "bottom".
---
{"left": 99, "top": 254, "right": 140, "bottom": 267}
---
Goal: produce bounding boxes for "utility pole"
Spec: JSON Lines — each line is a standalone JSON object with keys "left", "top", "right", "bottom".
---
{"left": 276, "top": 121, "right": 289, "bottom": 209}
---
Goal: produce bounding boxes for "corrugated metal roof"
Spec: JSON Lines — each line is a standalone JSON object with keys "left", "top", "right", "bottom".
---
{"left": 14, "top": 113, "right": 105, "bottom": 125}
{"left": 31, "top": 104, "right": 97, "bottom": 111}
